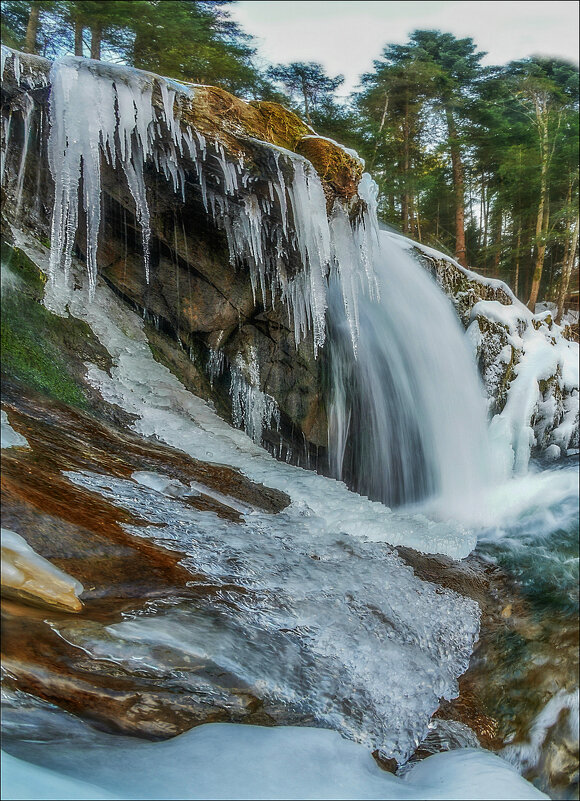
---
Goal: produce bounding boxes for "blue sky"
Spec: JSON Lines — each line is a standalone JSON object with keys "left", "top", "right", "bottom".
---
{"left": 230, "top": 1, "right": 579, "bottom": 95}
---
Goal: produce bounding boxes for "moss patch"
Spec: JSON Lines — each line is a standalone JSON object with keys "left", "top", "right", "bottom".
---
{"left": 295, "top": 137, "right": 363, "bottom": 200}
{"left": 1, "top": 240, "right": 46, "bottom": 298}
{"left": 2, "top": 296, "right": 87, "bottom": 407}
{"left": 1, "top": 242, "right": 111, "bottom": 408}
{"left": 247, "top": 101, "right": 311, "bottom": 150}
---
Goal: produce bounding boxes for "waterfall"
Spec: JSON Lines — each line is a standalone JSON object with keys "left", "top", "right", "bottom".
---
{"left": 41, "top": 54, "right": 492, "bottom": 510}
{"left": 327, "top": 229, "right": 492, "bottom": 509}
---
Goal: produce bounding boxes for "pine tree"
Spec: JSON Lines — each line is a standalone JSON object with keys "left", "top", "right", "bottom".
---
{"left": 266, "top": 62, "right": 344, "bottom": 125}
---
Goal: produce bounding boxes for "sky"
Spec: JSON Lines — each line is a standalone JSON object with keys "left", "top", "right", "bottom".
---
{"left": 230, "top": 1, "right": 580, "bottom": 95}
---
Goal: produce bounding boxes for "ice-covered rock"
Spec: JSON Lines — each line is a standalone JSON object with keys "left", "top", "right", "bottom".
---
{"left": 382, "top": 231, "right": 580, "bottom": 468}
{"left": 1, "top": 48, "right": 369, "bottom": 466}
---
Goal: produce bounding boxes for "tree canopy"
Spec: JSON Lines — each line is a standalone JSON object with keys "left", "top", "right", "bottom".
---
{"left": 1, "top": 3, "right": 578, "bottom": 312}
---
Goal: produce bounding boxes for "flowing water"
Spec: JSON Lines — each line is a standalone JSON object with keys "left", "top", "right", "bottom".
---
{"left": 327, "top": 230, "right": 491, "bottom": 508}
{"left": 474, "top": 463, "right": 579, "bottom": 800}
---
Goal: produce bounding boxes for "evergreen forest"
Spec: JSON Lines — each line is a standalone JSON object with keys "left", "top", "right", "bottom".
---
{"left": 2, "top": 0, "right": 578, "bottom": 316}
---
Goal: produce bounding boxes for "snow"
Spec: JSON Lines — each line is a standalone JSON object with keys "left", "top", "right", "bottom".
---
{"left": 1, "top": 752, "right": 119, "bottom": 801}
{"left": 470, "top": 299, "right": 579, "bottom": 474}
{"left": 1, "top": 409, "right": 30, "bottom": 449}
{"left": 382, "top": 229, "right": 519, "bottom": 302}
{"left": 1, "top": 724, "right": 548, "bottom": 800}
{"left": 300, "top": 132, "right": 366, "bottom": 168}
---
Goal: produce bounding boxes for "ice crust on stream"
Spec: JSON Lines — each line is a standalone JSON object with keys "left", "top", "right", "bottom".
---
{"left": 1, "top": 409, "right": 30, "bottom": 449}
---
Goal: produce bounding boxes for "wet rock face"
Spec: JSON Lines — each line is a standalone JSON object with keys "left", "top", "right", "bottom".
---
{"left": 1, "top": 385, "right": 292, "bottom": 739}
{"left": 1, "top": 50, "right": 364, "bottom": 466}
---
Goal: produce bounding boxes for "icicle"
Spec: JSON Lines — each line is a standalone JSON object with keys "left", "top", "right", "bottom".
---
{"left": 1, "top": 45, "right": 9, "bottom": 81}
{"left": 48, "top": 57, "right": 158, "bottom": 295}
{"left": 272, "top": 152, "right": 288, "bottom": 236}
{"left": 12, "top": 51, "right": 21, "bottom": 85}
{"left": 1, "top": 110, "right": 13, "bottom": 184}
{"left": 284, "top": 158, "right": 331, "bottom": 354}
{"left": 230, "top": 349, "right": 280, "bottom": 444}
{"left": 214, "top": 142, "right": 239, "bottom": 196}
{"left": 14, "top": 92, "right": 34, "bottom": 216}
{"left": 207, "top": 348, "right": 225, "bottom": 387}
{"left": 195, "top": 130, "right": 206, "bottom": 159}
{"left": 43, "top": 53, "right": 378, "bottom": 358}
{"left": 159, "top": 82, "right": 181, "bottom": 150}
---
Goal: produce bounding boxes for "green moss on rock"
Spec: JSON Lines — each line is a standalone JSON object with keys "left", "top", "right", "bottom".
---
{"left": 1, "top": 240, "right": 46, "bottom": 298}
{"left": 1, "top": 241, "right": 112, "bottom": 408}
{"left": 2, "top": 295, "right": 88, "bottom": 407}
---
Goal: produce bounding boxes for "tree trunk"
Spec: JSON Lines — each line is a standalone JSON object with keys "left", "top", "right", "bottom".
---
{"left": 556, "top": 214, "right": 579, "bottom": 324}
{"left": 90, "top": 23, "right": 102, "bottom": 61}
{"left": 445, "top": 107, "right": 467, "bottom": 266}
{"left": 415, "top": 195, "right": 422, "bottom": 243}
{"left": 514, "top": 223, "right": 522, "bottom": 298}
{"left": 493, "top": 207, "right": 502, "bottom": 277}
{"left": 527, "top": 97, "right": 551, "bottom": 311}
{"left": 74, "top": 20, "right": 84, "bottom": 57}
{"left": 529, "top": 193, "right": 550, "bottom": 311}
{"left": 24, "top": 1, "right": 41, "bottom": 54}
{"left": 402, "top": 100, "right": 411, "bottom": 236}
{"left": 370, "top": 92, "right": 389, "bottom": 171}
{"left": 301, "top": 76, "right": 311, "bottom": 125}
{"left": 478, "top": 174, "right": 483, "bottom": 251}
{"left": 400, "top": 159, "right": 409, "bottom": 234}
{"left": 482, "top": 175, "right": 489, "bottom": 270}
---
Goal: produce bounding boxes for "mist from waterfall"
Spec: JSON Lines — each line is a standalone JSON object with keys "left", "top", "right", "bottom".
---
{"left": 327, "top": 229, "right": 492, "bottom": 510}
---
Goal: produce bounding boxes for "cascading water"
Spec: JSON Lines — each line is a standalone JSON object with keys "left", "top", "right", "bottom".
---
{"left": 37, "top": 54, "right": 493, "bottom": 512}
{"left": 327, "top": 229, "right": 492, "bottom": 509}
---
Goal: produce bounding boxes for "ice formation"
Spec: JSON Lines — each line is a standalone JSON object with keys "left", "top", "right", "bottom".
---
{"left": 47, "top": 57, "right": 157, "bottom": 293}
{"left": 35, "top": 240, "right": 477, "bottom": 560}
{"left": 230, "top": 348, "right": 280, "bottom": 444}
{"left": 1, "top": 528, "right": 84, "bottom": 611}
{"left": 468, "top": 300, "right": 579, "bottom": 475}
{"left": 8, "top": 235, "right": 483, "bottom": 764}
{"left": 1, "top": 409, "right": 30, "bottom": 449}
{"left": 1, "top": 724, "right": 548, "bottom": 800}
{"left": 45, "top": 56, "right": 378, "bottom": 355}
{"left": 64, "top": 463, "right": 479, "bottom": 761}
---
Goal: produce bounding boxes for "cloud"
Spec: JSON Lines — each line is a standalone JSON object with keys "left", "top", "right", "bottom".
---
{"left": 231, "top": 0, "right": 579, "bottom": 94}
